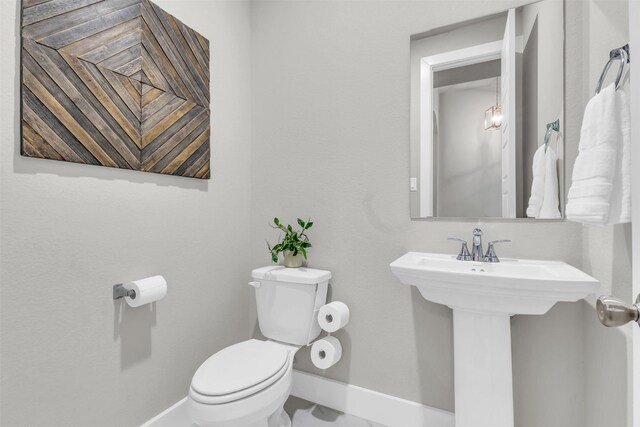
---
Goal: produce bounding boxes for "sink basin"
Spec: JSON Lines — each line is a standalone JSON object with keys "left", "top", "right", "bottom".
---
{"left": 390, "top": 252, "right": 599, "bottom": 315}
{"left": 390, "top": 252, "right": 599, "bottom": 427}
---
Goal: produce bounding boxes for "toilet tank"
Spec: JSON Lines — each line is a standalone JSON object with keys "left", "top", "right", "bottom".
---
{"left": 251, "top": 266, "right": 331, "bottom": 346}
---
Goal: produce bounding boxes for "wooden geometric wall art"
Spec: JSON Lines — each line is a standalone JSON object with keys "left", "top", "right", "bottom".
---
{"left": 21, "top": 0, "right": 211, "bottom": 179}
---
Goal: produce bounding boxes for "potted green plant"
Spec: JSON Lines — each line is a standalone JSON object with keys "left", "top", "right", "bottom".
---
{"left": 267, "top": 217, "right": 313, "bottom": 268}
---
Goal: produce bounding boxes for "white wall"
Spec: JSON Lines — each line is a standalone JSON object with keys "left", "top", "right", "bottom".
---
{"left": 250, "top": 2, "right": 587, "bottom": 425}
{"left": 0, "top": 1, "right": 253, "bottom": 425}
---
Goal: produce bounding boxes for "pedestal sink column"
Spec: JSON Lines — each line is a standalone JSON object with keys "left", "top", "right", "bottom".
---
{"left": 453, "top": 309, "right": 514, "bottom": 427}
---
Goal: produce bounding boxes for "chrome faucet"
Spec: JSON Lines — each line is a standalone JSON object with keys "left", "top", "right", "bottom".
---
{"left": 471, "top": 228, "right": 483, "bottom": 262}
{"left": 448, "top": 228, "right": 511, "bottom": 263}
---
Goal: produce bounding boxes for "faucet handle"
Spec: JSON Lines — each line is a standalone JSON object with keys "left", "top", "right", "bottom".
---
{"left": 448, "top": 238, "right": 472, "bottom": 261}
{"left": 488, "top": 239, "right": 511, "bottom": 245}
{"left": 484, "top": 240, "right": 511, "bottom": 263}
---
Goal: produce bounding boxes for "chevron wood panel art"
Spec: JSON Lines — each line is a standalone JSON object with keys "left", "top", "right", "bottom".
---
{"left": 21, "top": 0, "right": 211, "bottom": 179}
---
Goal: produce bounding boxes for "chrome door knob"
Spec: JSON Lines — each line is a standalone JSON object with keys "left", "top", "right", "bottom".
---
{"left": 596, "top": 295, "right": 640, "bottom": 327}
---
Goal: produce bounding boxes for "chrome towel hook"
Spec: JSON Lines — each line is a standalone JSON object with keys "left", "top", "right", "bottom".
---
{"left": 543, "top": 119, "right": 560, "bottom": 152}
{"left": 595, "top": 44, "right": 630, "bottom": 95}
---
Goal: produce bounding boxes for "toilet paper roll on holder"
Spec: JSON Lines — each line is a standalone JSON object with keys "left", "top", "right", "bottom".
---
{"left": 113, "top": 284, "right": 136, "bottom": 300}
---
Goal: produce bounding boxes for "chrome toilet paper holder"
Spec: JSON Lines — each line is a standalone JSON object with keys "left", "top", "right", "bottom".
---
{"left": 113, "top": 284, "right": 136, "bottom": 300}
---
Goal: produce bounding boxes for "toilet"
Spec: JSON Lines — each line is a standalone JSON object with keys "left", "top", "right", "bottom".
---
{"left": 187, "top": 266, "right": 331, "bottom": 427}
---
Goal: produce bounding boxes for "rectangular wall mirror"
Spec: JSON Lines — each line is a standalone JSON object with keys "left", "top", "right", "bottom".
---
{"left": 410, "top": 1, "right": 564, "bottom": 219}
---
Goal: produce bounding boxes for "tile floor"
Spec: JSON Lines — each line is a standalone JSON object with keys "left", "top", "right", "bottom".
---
{"left": 284, "top": 396, "right": 387, "bottom": 427}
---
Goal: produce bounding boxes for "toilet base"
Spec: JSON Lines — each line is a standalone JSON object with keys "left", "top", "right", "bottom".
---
{"left": 267, "top": 408, "right": 291, "bottom": 427}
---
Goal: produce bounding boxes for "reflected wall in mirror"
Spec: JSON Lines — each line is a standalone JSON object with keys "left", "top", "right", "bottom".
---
{"left": 410, "top": 1, "right": 564, "bottom": 219}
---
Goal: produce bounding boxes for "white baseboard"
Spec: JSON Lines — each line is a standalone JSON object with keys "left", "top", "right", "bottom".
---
{"left": 141, "top": 369, "right": 455, "bottom": 427}
{"left": 291, "top": 370, "right": 454, "bottom": 427}
{"left": 140, "top": 397, "right": 194, "bottom": 427}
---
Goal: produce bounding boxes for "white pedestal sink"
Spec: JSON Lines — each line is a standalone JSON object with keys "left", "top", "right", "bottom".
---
{"left": 390, "top": 252, "right": 599, "bottom": 427}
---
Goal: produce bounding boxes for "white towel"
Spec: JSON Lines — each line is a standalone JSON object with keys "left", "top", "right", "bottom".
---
{"left": 526, "top": 145, "right": 546, "bottom": 218}
{"left": 608, "top": 89, "right": 632, "bottom": 223}
{"left": 566, "top": 83, "right": 631, "bottom": 224}
{"left": 539, "top": 147, "right": 561, "bottom": 219}
{"left": 526, "top": 144, "right": 561, "bottom": 219}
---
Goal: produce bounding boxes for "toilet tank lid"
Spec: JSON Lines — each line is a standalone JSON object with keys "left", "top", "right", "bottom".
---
{"left": 252, "top": 266, "right": 331, "bottom": 284}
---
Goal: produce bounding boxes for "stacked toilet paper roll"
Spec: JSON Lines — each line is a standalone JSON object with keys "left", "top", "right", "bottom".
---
{"left": 311, "top": 336, "right": 342, "bottom": 369}
{"left": 311, "top": 301, "right": 350, "bottom": 369}
{"left": 123, "top": 275, "right": 167, "bottom": 307}
{"left": 318, "top": 301, "right": 350, "bottom": 333}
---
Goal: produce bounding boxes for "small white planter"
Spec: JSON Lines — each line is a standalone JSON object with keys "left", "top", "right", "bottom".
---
{"left": 283, "top": 251, "right": 304, "bottom": 268}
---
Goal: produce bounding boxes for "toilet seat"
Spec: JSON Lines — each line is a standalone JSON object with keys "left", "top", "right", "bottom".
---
{"left": 190, "top": 339, "right": 291, "bottom": 405}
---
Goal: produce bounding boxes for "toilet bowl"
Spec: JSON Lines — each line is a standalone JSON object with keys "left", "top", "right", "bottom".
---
{"left": 187, "top": 266, "right": 331, "bottom": 427}
{"left": 187, "top": 339, "right": 299, "bottom": 427}
{"left": 187, "top": 339, "right": 302, "bottom": 427}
